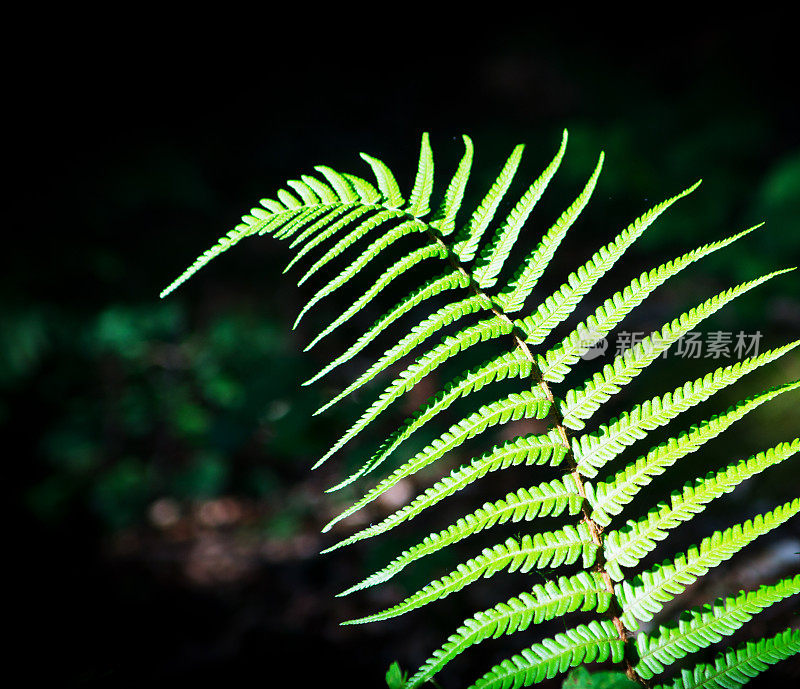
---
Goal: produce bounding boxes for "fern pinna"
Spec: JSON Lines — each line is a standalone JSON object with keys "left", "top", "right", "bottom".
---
{"left": 162, "top": 132, "right": 800, "bottom": 689}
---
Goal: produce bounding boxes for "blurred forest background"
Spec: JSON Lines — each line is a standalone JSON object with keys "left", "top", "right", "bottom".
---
{"left": 7, "top": 14, "right": 799, "bottom": 689}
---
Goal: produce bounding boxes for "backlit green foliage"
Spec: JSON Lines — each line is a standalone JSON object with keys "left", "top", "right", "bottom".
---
{"left": 163, "top": 133, "right": 799, "bottom": 688}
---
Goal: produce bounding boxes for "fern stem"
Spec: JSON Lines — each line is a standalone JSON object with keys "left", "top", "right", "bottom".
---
{"left": 419, "top": 220, "right": 649, "bottom": 687}
{"left": 535, "top": 375, "right": 646, "bottom": 685}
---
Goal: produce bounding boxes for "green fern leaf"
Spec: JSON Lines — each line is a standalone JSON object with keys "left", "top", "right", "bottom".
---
{"left": 286, "top": 178, "right": 322, "bottom": 205}
{"left": 560, "top": 269, "right": 794, "bottom": 431}
{"left": 430, "top": 135, "right": 474, "bottom": 234}
{"left": 651, "top": 627, "right": 800, "bottom": 689}
{"left": 336, "top": 478, "right": 585, "bottom": 595}
{"left": 467, "top": 620, "right": 624, "bottom": 689}
{"left": 275, "top": 201, "right": 356, "bottom": 241}
{"left": 562, "top": 667, "right": 638, "bottom": 689}
{"left": 406, "top": 132, "right": 435, "bottom": 218}
{"left": 472, "top": 130, "right": 569, "bottom": 288}
{"left": 586, "top": 382, "right": 800, "bottom": 526}
{"left": 454, "top": 144, "right": 526, "bottom": 262}
{"left": 302, "top": 242, "right": 447, "bottom": 350}
{"left": 160, "top": 218, "right": 261, "bottom": 298}
{"left": 272, "top": 202, "right": 325, "bottom": 240}
{"left": 321, "top": 432, "right": 568, "bottom": 554}
{"left": 360, "top": 152, "right": 405, "bottom": 208}
{"left": 309, "top": 292, "right": 494, "bottom": 414}
{"left": 282, "top": 205, "right": 359, "bottom": 252}
{"left": 313, "top": 165, "right": 359, "bottom": 204}
{"left": 495, "top": 151, "right": 604, "bottom": 314}
{"left": 323, "top": 388, "right": 551, "bottom": 523}
{"left": 312, "top": 314, "right": 516, "bottom": 468}
{"left": 303, "top": 269, "right": 469, "bottom": 386}
{"left": 405, "top": 571, "right": 612, "bottom": 689}
{"left": 635, "top": 574, "right": 800, "bottom": 680}
{"left": 162, "top": 133, "right": 800, "bottom": 688}
{"left": 343, "top": 173, "right": 382, "bottom": 204}
{"left": 276, "top": 188, "right": 301, "bottom": 208}
{"left": 572, "top": 340, "right": 800, "bottom": 478}
{"left": 285, "top": 207, "right": 397, "bottom": 275}
{"left": 292, "top": 223, "right": 433, "bottom": 329}
{"left": 615, "top": 498, "right": 800, "bottom": 630}
{"left": 343, "top": 528, "right": 598, "bottom": 624}
{"left": 299, "top": 174, "right": 339, "bottom": 204}
{"left": 517, "top": 180, "right": 701, "bottom": 346}
{"left": 603, "top": 439, "right": 800, "bottom": 580}
{"left": 271, "top": 207, "right": 325, "bottom": 241}
{"left": 350, "top": 349, "right": 534, "bottom": 487}
{"left": 540, "top": 225, "right": 761, "bottom": 383}
{"left": 326, "top": 463, "right": 577, "bottom": 555}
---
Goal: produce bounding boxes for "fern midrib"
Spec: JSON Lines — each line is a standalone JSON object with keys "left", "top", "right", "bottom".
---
{"left": 418, "top": 220, "right": 647, "bottom": 686}
{"left": 166, "top": 140, "right": 800, "bottom": 689}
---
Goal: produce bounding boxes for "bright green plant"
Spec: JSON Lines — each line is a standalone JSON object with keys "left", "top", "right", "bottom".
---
{"left": 162, "top": 132, "right": 799, "bottom": 688}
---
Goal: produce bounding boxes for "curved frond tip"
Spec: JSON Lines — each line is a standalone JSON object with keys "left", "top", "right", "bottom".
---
{"left": 160, "top": 132, "right": 798, "bottom": 689}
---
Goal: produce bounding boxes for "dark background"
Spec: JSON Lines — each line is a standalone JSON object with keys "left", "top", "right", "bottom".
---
{"left": 8, "top": 13, "right": 799, "bottom": 688}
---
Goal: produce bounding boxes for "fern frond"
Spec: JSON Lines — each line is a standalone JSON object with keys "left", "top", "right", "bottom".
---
{"left": 323, "top": 388, "right": 552, "bottom": 523}
{"left": 161, "top": 133, "right": 799, "bottom": 688}
{"left": 352, "top": 350, "right": 534, "bottom": 487}
{"left": 287, "top": 212, "right": 352, "bottom": 248}
{"left": 292, "top": 222, "right": 432, "bottom": 329}
{"left": 302, "top": 269, "right": 469, "bottom": 386}
{"left": 540, "top": 225, "right": 761, "bottom": 383}
{"left": 313, "top": 164, "right": 359, "bottom": 204}
{"left": 572, "top": 340, "right": 800, "bottom": 478}
{"left": 256, "top": 197, "right": 285, "bottom": 213}
{"left": 635, "top": 575, "right": 800, "bottom": 680}
{"left": 615, "top": 498, "right": 800, "bottom": 630}
{"left": 326, "top": 465, "right": 577, "bottom": 557}
{"left": 586, "top": 382, "right": 800, "bottom": 526}
{"left": 313, "top": 314, "right": 516, "bottom": 466}
{"left": 302, "top": 241, "right": 448, "bottom": 349}
{"left": 560, "top": 268, "right": 794, "bottom": 430}
{"left": 303, "top": 242, "right": 444, "bottom": 346}
{"left": 286, "top": 207, "right": 397, "bottom": 275}
{"left": 430, "top": 135, "right": 474, "bottom": 234}
{"left": 285, "top": 178, "right": 322, "bottom": 205}
{"left": 359, "top": 152, "right": 405, "bottom": 208}
{"left": 343, "top": 528, "right": 598, "bottom": 624}
{"left": 322, "top": 432, "right": 568, "bottom": 554}
{"left": 405, "top": 571, "right": 612, "bottom": 689}
{"left": 343, "top": 173, "right": 382, "bottom": 204}
{"left": 160, "top": 200, "right": 317, "bottom": 297}
{"left": 336, "top": 479, "right": 585, "bottom": 595}
{"left": 467, "top": 619, "right": 624, "bottom": 689}
{"left": 159, "top": 220, "right": 259, "bottom": 298}
{"left": 275, "top": 187, "right": 301, "bottom": 208}
{"left": 309, "top": 294, "right": 496, "bottom": 414}
{"left": 651, "top": 627, "right": 800, "bottom": 689}
{"left": 454, "top": 144, "right": 526, "bottom": 262}
{"left": 265, "top": 190, "right": 301, "bottom": 211}
{"left": 298, "top": 174, "right": 339, "bottom": 204}
{"left": 272, "top": 206, "right": 330, "bottom": 241}
{"left": 602, "top": 439, "right": 800, "bottom": 580}
{"left": 283, "top": 205, "right": 360, "bottom": 252}
{"left": 407, "top": 132, "right": 435, "bottom": 218}
{"left": 495, "top": 147, "right": 603, "bottom": 314}
{"left": 278, "top": 203, "right": 338, "bottom": 243}
{"left": 517, "top": 180, "right": 701, "bottom": 346}
{"left": 472, "top": 130, "right": 569, "bottom": 289}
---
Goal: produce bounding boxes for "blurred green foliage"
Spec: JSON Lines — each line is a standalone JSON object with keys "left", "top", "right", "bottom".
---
{"left": 10, "top": 297, "right": 329, "bottom": 530}
{"left": 562, "top": 667, "right": 638, "bottom": 688}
